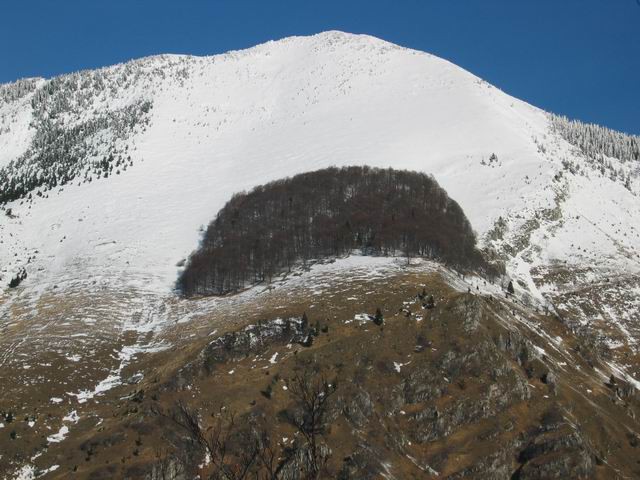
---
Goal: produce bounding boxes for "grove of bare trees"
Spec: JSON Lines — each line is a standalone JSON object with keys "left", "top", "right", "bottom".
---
{"left": 179, "top": 166, "right": 495, "bottom": 296}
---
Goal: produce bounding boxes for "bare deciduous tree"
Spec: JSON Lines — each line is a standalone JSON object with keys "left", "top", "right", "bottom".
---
{"left": 155, "top": 362, "right": 340, "bottom": 479}
{"left": 171, "top": 402, "right": 260, "bottom": 480}
{"left": 150, "top": 448, "right": 186, "bottom": 480}
{"left": 287, "top": 366, "right": 338, "bottom": 479}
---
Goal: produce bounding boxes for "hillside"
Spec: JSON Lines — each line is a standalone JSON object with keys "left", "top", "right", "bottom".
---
{"left": 1, "top": 31, "right": 640, "bottom": 479}
{"left": 2, "top": 258, "right": 640, "bottom": 479}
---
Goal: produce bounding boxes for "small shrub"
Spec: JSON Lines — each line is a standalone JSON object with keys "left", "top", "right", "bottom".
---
{"left": 373, "top": 308, "right": 384, "bottom": 326}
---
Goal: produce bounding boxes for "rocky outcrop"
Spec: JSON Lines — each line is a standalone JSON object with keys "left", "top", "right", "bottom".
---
{"left": 200, "top": 316, "right": 312, "bottom": 373}
{"left": 448, "top": 294, "right": 483, "bottom": 333}
{"left": 446, "top": 445, "right": 520, "bottom": 480}
{"left": 513, "top": 407, "right": 595, "bottom": 479}
{"left": 494, "top": 330, "right": 541, "bottom": 367}
{"left": 338, "top": 387, "right": 374, "bottom": 429}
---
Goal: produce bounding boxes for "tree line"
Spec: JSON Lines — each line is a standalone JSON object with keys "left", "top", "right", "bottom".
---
{"left": 550, "top": 114, "right": 640, "bottom": 165}
{"left": 0, "top": 99, "right": 151, "bottom": 205}
{"left": 179, "top": 166, "right": 496, "bottom": 296}
{"left": 0, "top": 53, "right": 195, "bottom": 206}
{"left": 550, "top": 113, "right": 639, "bottom": 190}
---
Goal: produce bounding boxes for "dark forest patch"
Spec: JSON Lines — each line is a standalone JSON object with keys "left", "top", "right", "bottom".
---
{"left": 178, "top": 166, "right": 497, "bottom": 296}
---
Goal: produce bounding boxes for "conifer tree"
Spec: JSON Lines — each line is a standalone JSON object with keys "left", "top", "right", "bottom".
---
{"left": 373, "top": 308, "right": 384, "bottom": 326}
{"left": 425, "top": 295, "right": 435, "bottom": 309}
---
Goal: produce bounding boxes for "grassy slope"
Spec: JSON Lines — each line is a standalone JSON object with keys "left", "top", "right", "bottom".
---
{"left": 3, "top": 263, "right": 638, "bottom": 479}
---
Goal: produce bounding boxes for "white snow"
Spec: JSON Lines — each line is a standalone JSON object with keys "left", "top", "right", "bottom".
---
{"left": 349, "top": 313, "right": 373, "bottom": 324}
{"left": 12, "top": 465, "right": 36, "bottom": 480}
{"left": 394, "top": 361, "right": 411, "bottom": 373}
{"left": 63, "top": 410, "right": 80, "bottom": 423}
{"left": 41, "top": 465, "right": 60, "bottom": 475}
{"left": 67, "top": 341, "right": 169, "bottom": 403}
{"left": 46, "top": 425, "right": 69, "bottom": 443}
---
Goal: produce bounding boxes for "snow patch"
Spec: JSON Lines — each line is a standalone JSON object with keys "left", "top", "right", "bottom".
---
{"left": 47, "top": 425, "right": 69, "bottom": 443}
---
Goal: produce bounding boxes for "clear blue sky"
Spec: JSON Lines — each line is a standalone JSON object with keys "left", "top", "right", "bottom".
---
{"left": 1, "top": 0, "right": 638, "bottom": 134}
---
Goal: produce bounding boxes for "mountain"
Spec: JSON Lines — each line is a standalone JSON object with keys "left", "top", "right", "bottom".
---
{"left": 1, "top": 31, "right": 639, "bottom": 479}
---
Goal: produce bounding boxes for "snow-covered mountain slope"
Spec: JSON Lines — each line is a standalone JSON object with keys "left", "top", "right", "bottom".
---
{"left": 0, "top": 31, "right": 639, "bottom": 346}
